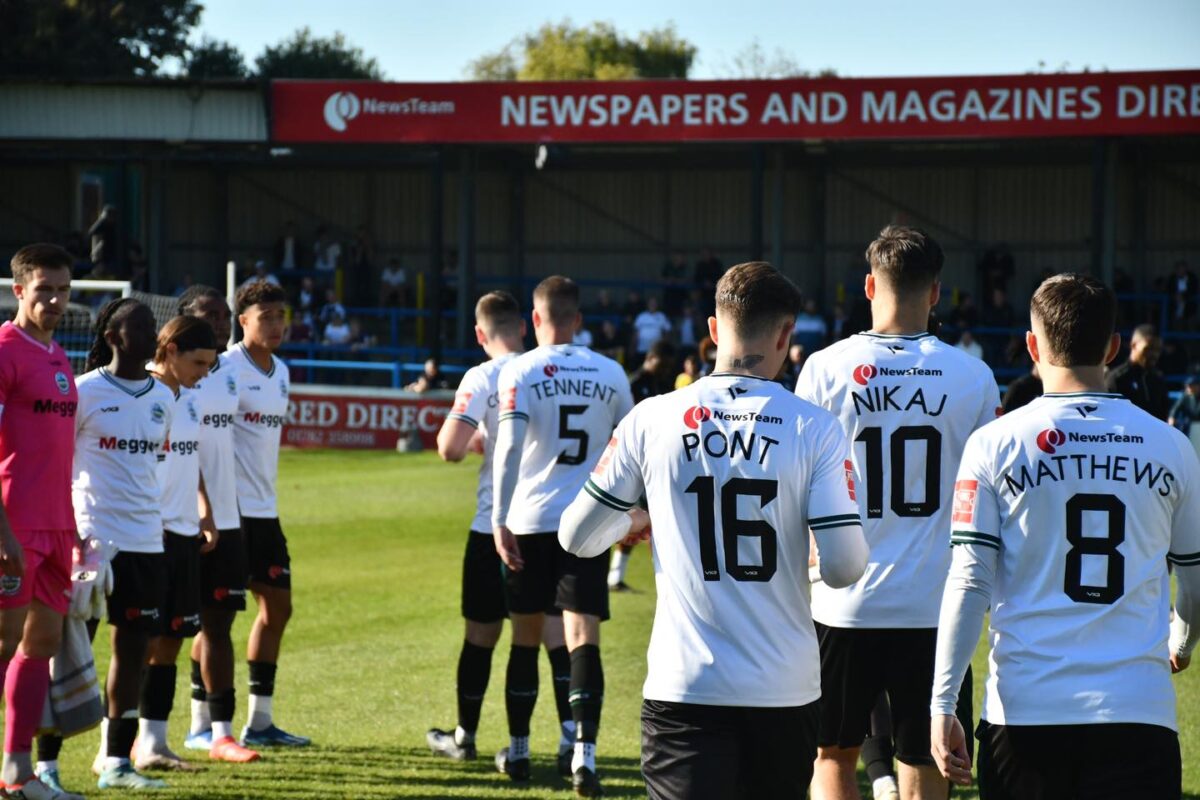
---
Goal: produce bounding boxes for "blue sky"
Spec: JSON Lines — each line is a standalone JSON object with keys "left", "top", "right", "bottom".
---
{"left": 195, "top": 0, "right": 1199, "bottom": 80}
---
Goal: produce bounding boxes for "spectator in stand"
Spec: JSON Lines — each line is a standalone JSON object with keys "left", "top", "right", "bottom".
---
{"left": 697, "top": 336, "right": 717, "bottom": 376}
{"left": 828, "top": 303, "right": 850, "bottom": 341}
{"left": 780, "top": 343, "right": 806, "bottom": 391}
{"left": 791, "top": 298, "right": 827, "bottom": 351}
{"left": 275, "top": 221, "right": 301, "bottom": 271}
{"left": 287, "top": 314, "right": 313, "bottom": 343}
{"left": 955, "top": 329, "right": 984, "bottom": 359}
{"left": 677, "top": 302, "right": 699, "bottom": 350}
{"left": 348, "top": 224, "right": 375, "bottom": 304}
{"left": 323, "top": 311, "right": 352, "bottom": 345}
{"left": 1172, "top": 259, "right": 1198, "bottom": 328}
{"left": 661, "top": 252, "right": 690, "bottom": 318}
{"left": 1106, "top": 324, "right": 1169, "bottom": 420}
{"left": 239, "top": 260, "right": 281, "bottom": 290}
{"left": 1002, "top": 363, "right": 1043, "bottom": 413}
{"left": 88, "top": 203, "right": 120, "bottom": 277}
{"left": 675, "top": 352, "right": 700, "bottom": 390}
{"left": 633, "top": 296, "right": 672, "bottom": 361}
{"left": 172, "top": 272, "right": 195, "bottom": 298}
{"left": 979, "top": 244, "right": 1015, "bottom": 297}
{"left": 949, "top": 291, "right": 979, "bottom": 331}
{"left": 380, "top": 258, "right": 407, "bottom": 307}
{"left": 405, "top": 358, "right": 450, "bottom": 393}
{"left": 318, "top": 287, "right": 346, "bottom": 331}
{"left": 628, "top": 340, "right": 675, "bottom": 404}
{"left": 621, "top": 289, "right": 643, "bottom": 326}
{"left": 593, "top": 319, "right": 624, "bottom": 363}
{"left": 347, "top": 318, "right": 377, "bottom": 352}
{"left": 590, "top": 288, "right": 619, "bottom": 319}
{"left": 313, "top": 225, "right": 341, "bottom": 273}
{"left": 693, "top": 248, "right": 723, "bottom": 316}
{"left": 573, "top": 321, "right": 594, "bottom": 347}
{"left": 1169, "top": 376, "right": 1200, "bottom": 435}
{"left": 296, "top": 276, "right": 317, "bottom": 325}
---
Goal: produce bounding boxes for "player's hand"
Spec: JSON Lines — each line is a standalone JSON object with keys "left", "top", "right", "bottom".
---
{"left": 1171, "top": 653, "right": 1191, "bottom": 674}
{"left": 199, "top": 520, "right": 220, "bottom": 554}
{"left": 493, "top": 525, "right": 523, "bottom": 572}
{"left": 0, "top": 528, "right": 24, "bottom": 579}
{"left": 467, "top": 431, "right": 485, "bottom": 455}
{"left": 620, "top": 508, "right": 651, "bottom": 548}
{"left": 71, "top": 537, "right": 115, "bottom": 620}
{"left": 930, "top": 714, "right": 972, "bottom": 786}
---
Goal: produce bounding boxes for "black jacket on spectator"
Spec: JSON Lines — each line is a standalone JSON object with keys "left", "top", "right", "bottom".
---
{"left": 1002, "top": 374, "right": 1043, "bottom": 414}
{"left": 1105, "top": 361, "right": 1170, "bottom": 420}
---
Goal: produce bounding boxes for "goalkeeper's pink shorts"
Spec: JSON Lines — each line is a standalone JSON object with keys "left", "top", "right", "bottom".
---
{"left": 0, "top": 529, "right": 73, "bottom": 615}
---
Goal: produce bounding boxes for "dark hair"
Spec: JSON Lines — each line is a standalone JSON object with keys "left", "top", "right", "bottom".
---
{"left": 714, "top": 261, "right": 802, "bottom": 337}
{"left": 1030, "top": 273, "right": 1116, "bottom": 366}
{"left": 475, "top": 290, "right": 521, "bottom": 335}
{"left": 532, "top": 276, "right": 580, "bottom": 326}
{"left": 177, "top": 284, "right": 225, "bottom": 316}
{"left": 10, "top": 243, "right": 73, "bottom": 285}
{"left": 235, "top": 280, "right": 287, "bottom": 314}
{"left": 155, "top": 316, "right": 217, "bottom": 363}
{"left": 85, "top": 298, "right": 147, "bottom": 373}
{"left": 865, "top": 225, "right": 944, "bottom": 295}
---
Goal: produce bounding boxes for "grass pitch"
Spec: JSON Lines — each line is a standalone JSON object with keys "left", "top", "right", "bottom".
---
{"left": 53, "top": 449, "right": 1200, "bottom": 798}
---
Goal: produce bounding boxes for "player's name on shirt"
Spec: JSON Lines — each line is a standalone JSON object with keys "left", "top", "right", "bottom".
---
{"left": 999, "top": 432, "right": 1175, "bottom": 497}
{"left": 680, "top": 409, "right": 784, "bottom": 466}
{"left": 521, "top": 365, "right": 623, "bottom": 404}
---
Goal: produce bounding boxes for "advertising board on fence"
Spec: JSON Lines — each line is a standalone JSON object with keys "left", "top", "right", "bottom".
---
{"left": 283, "top": 384, "right": 454, "bottom": 450}
{"left": 273, "top": 70, "right": 1200, "bottom": 144}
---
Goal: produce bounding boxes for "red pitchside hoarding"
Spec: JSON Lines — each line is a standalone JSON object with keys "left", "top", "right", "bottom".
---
{"left": 272, "top": 71, "right": 1200, "bottom": 145}
{"left": 283, "top": 385, "right": 453, "bottom": 450}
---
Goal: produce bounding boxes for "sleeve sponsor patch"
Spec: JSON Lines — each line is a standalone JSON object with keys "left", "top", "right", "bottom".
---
{"left": 451, "top": 392, "right": 472, "bottom": 414}
{"left": 844, "top": 459, "right": 856, "bottom": 501}
{"left": 593, "top": 436, "right": 618, "bottom": 475}
{"left": 952, "top": 479, "right": 978, "bottom": 524}
{"left": 500, "top": 387, "right": 517, "bottom": 412}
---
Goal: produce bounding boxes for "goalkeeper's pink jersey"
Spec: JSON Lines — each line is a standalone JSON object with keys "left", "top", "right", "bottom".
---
{"left": 0, "top": 321, "right": 77, "bottom": 532}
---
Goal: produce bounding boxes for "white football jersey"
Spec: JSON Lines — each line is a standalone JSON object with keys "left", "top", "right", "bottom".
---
{"left": 447, "top": 352, "right": 518, "bottom": 533}
{"left": 226, "top": 344, "right": 289, "bottom": 519}
{"left": 158, "top": 387, "right": 202, "bottom": 536}
{"left": 495, "top": 344, "right": 633, "bottom": 534}
{"left": 796, "top": 332, "right": 1000, "bottom": 627}
{"left": 588, "top": 373, "right": 861, "bottom": 707}
{"left": 72, "top": 368, "right": 174, "bottom": 553}
{"left": 191, "top": 353, "right": 240, "bottom": 530}
{"left": 952, "top": 391, "right": 1200, "bottom": 730}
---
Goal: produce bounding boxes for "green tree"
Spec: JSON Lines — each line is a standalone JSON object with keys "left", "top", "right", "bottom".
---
{"left": 468, "top": 20, "right": 695, "bottom": 81}
{"left": 718, "top": 40, "right": 837, "bottom": 79}
{"left": 0, "top": 0, "right": 201, "bottom": 78}
{"left": 255, "top": 27, "right": 384, "bottom": 80}
{"left": 186, "top": 37, "right": 248, "bottom": 80}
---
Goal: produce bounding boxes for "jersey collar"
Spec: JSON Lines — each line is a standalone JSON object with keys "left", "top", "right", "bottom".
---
{"left": 2, "top": 321, "right": 56, "bottom": 354}
{"left": 857, "top": 330, "right": 934, "bottom": 341}
{"left": 238, "top": 343, "right": 276, "bottom": 377}
{"left": 707, "top": 371, "right": 773, "bottom": 382}
{"left": 1042, "top": 391, "right": 1125, "bottom": 399}
{"left": 99, "top": 367, "right": 157, "bottom": 398}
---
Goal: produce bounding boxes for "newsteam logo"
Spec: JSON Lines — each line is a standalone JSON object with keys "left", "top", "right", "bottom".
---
{"left": 852, "top": 364, "right": 878, "bottom": 386}
{"left": 682, "top": 406, "right": 712, "bottom": 430}
{"left": 1036, "top": 428, "right": 1066, "bottom": 454}
{"left": 324, "top": 92, "right": 361, "bottom": 132}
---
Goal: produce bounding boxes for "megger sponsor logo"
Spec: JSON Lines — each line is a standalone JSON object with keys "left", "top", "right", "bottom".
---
{"left": 168, "top": 439, "right": 200, "bottom": 456}
{"left": 99, "top": 437, "right": 161, "bottom": 454}
{"left": 243, "top": 412, "right": 286, "bottom": 428}
{"left": 33, "top": 398, "right": 76, "bottom": 417}
{"left": 202, "top": 413, "right": 235, "bottom": 428}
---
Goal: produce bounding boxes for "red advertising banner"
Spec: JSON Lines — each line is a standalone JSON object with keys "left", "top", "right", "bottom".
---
{"left": 272, "top": 71, "right": 1200, "bottom": 144}
{"left": 283, "top": 385, "right": 453, "bottom": 450}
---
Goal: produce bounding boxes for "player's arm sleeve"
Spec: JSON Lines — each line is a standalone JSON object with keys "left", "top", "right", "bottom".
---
{"left": 974, "top": 371, "right": 1003, "bottom": 428}
{"left": 560, "top": 416, "right": 645, "bottom": 558}
{"left": 931, "top": 435, "right": 1002, "bottom": 716}
{"left": 491, "top": 367, "right": 529, "bottom": 529}
{"left": 438, "top": 368, "right": 487, "bottom": 462}
{"left": 793, "top": 355, "right": 823, "bottom": 405}
{"left": 806, "top": 419, "right": 868, "bottom": 588}
{"left": 1168, "top": 435, "right": 1200, "bottom": 658}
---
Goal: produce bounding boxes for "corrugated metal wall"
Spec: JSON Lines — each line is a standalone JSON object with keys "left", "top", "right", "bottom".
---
{"left": 1, "top": 139, "right": 1197, "bottom": 311}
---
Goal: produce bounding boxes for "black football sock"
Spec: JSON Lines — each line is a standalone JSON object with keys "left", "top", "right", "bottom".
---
{"left": 456, "top": 641, "right": 493, "bottom": 736}
{"left": 569, "top": 644, "right": 604, "bottom": 745}
{"left": 546, "top": 645, "right": 572, "bottom": 726}
{"left": 208, "top": 688, "right": 236, "bottom": 724}
{"left": 107, "top": 716, "right": 138, "bottom": 759}
{"left": 190, "top": 659, "right": 206, "bottom": 703}
{"left": 36, "top": 733, "right": 63, "bottom": 763}
{"left": 863, "top": 692, "right": 895, "bottom": 782}
{"left": 504, "top": 645, "right": 539, "bottom": 740}
{"left": 247, "top": 660, "right": 276, "bottom": 698}
{"left": 138, "top": 664, "right": 176, "bottom": 721}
